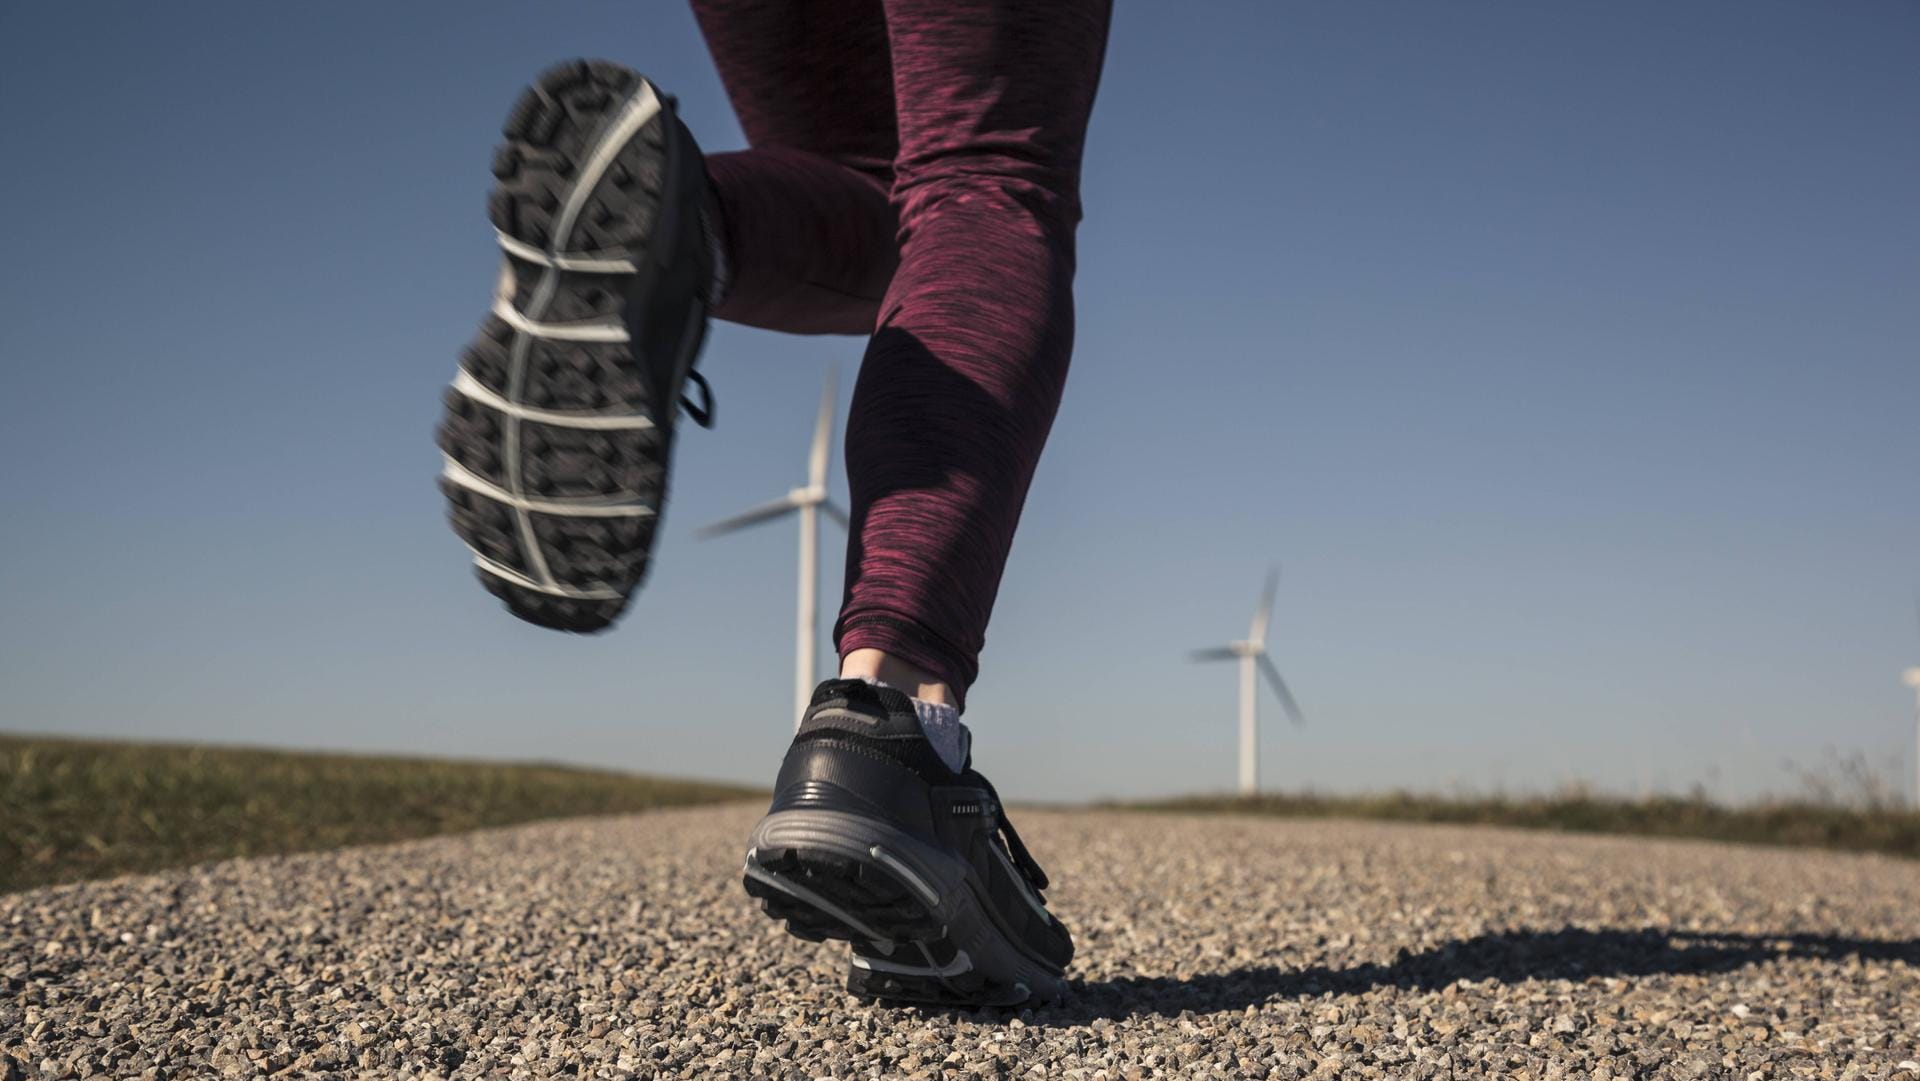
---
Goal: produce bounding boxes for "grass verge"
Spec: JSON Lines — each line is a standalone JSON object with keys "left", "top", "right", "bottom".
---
{"left": 1, "top": 734, "right": 759, "bottom": 893}
{"left": 1117, "top": 791, "right": 1920, "bottom": 861}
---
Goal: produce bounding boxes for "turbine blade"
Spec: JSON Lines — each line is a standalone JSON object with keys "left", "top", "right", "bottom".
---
{"left": 1190, "top": 646, "right": 1238, "bottom": 662}
{"left": 820, "top": 500, "right": 850, "bottom": 530}
{"left": 1258, "top": 653, "right": 1304, "bottom": 725}
{"left": 698, "top": 496, "right": 800, "bottom": 538}
{"left": 808, "top": 366, "right": 837, "bottom": 490}
{"left": 1249, "top": 565, "right": 1280, "bottom": 644}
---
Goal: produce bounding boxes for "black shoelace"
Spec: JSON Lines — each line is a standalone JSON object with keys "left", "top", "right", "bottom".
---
{"left": 681, "top": 370, "right": 715, "bottom": 428}
{"left": 980, "top": 777, "right": 1050, "bottom": 893}
{"left": 998, "top": 812, "right": 1051, "bottom": 893}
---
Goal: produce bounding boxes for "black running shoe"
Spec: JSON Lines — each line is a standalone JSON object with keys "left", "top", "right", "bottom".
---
{"left": 743, "top": 680, "right": 1074, "bottom": 1008}
{"left": 437, "top": 60, "right": 714, "bottom": 632}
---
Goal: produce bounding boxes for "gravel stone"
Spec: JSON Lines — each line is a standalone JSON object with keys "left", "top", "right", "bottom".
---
{"left": 3, "top": 804, "right": 1917, "bottom": 1078}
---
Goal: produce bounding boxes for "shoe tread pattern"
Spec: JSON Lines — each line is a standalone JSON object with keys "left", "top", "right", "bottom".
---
{"left": 744, "top": 847, "right": 1038, "bottom": 1009}
{"left": 437, "top": 60, "right": 679, "bottom": 632}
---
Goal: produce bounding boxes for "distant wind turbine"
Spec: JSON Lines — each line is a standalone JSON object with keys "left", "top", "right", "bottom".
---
{"left": 1905, "top": 590, "right": 1920, "bottom": 808}
{"left": 1191, "top": 567, "right": 1305, "bottom": 795}
{"left": 700, "top": 369, "right": 849, "bottom": 724}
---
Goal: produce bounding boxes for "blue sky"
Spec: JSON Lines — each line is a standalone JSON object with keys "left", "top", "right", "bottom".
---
{"left": 2, "top": 1, "right": 1916, "bottom": 802}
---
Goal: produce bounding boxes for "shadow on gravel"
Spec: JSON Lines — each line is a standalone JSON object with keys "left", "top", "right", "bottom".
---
{"left": 1030, "top": 927, "right": 1920, "bottom": 1024}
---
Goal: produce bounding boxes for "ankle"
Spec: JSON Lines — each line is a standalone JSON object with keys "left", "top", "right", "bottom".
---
{"left": 839, "top": 649, "right": 953, "bottom": 707}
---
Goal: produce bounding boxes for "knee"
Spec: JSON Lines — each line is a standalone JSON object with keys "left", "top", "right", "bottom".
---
{"left": 891, "top": 158, "right": 1084, "bottom": 230}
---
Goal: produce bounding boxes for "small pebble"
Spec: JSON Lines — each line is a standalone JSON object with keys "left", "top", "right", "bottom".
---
{"left": 2, "top": 804, "right": 1915, "bottom": 1076}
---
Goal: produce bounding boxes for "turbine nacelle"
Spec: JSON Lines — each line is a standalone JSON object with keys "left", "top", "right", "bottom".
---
{"left": 1199, "top": 641, "right": 1262, "bottom": 659}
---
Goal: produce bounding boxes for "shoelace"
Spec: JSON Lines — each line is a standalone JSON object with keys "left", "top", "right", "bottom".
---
{"left": 997, "top": 811, "right": 1051, "bottom": 893}
{"left": 681, "top": 370, "right": 716, "bottom": 428}
{"left": 979, "top": 777, "right": 1050, "bottom": 893}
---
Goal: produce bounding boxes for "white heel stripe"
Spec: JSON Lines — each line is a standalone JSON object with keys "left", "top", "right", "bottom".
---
{"left": 743, "top": 861, "right": 894, "bottom": 948}
{"left": 869, "top": 845, "right": 942, "bottom": 908}
{"left": 450, "top": 369, "right": 656, "bottom": 432}
{"left": 441, "top": 456, "right": 657, "bottom": 518}
{"left": 494, "top": 229, "right": 637, "bottom": 273}
{"left": 465, "top": 550, "right": 624, "bottom": 601}
{"left": 490, "top": 295, "right": 630, "bottom": 343}
{"left": 850, "top": 948, "right": 975, "bottom": 978}
{"left": 552, "top": 83, "right": 662, "bottom": 247}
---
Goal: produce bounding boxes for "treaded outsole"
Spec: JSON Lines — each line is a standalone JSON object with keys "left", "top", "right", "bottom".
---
{"left": 744, "top": 844, "right": 1055, "bottom": 1009}
{"left": 846, "top": 948, "right": 1012, "bottom": 1009}
{"left": 437, "top": 59, "right": 691, "bottom": 632}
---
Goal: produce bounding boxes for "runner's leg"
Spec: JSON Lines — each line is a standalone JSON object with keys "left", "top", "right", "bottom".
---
{"left": 691, "top": 0, "right": 901, "bottom": 335}
{"left": 832, "top": 0, "right": 1113, "bottom": 709}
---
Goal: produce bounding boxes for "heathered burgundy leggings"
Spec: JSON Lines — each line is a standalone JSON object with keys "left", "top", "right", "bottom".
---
{"left": 692, "top": 0, "right": 1112, "bottom": 709}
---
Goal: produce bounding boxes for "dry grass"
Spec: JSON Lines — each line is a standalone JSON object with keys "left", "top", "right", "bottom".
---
{"left": 9, "top": 733, "right": 1912, "bottom": 894}
{"left": 0, "top": 734, "right": 757, "bottom": 892}
{"left": 1120, "top": 786, "right": 1920, "bottom": 861}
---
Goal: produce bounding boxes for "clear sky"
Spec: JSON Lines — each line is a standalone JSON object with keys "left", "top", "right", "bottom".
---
{"left": 2, "top": 1, "right": 1916, "bottom": 803}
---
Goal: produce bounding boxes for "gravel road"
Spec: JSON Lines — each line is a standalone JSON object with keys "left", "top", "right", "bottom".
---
{"left": 5, "top": 803, "right": 1918, "bottom": 1079}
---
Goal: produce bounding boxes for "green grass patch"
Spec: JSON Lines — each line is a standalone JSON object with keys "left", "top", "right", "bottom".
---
{"left": 1, "top": 734, "right": 759, "bottom": 893}
{"left": 1117, "top": 790, "right": 1920, "bottom": 861}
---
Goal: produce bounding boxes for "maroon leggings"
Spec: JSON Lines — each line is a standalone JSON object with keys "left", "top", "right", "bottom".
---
{"left": 693, "top": 0, "right": 1112, "bottom": 709}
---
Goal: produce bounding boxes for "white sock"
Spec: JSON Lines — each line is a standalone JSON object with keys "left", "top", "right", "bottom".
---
{"left": 865, "top": 678, "right": 971, "bottom": 773}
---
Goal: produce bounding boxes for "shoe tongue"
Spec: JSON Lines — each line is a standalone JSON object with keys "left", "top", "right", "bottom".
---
{"left": 799, "top": 679, "right": 923, "bottom": 739}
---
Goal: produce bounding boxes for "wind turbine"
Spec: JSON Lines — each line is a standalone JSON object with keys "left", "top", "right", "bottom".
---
{"left": 1191, "top": 567, "right": 1305, "bottom": 795}
{"left": 700, "top": 368, "right": 848, "bottom": 723}
{"left": 1905, "top": 591, "right": 1920, "bottom": 808}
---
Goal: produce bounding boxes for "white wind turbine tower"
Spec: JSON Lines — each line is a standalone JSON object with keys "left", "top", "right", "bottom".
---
{"left": 700, "top": 369, "right": 848, "bottom": 723}
{"left": 1905, "top": 591, "right": 1920, "bottom": 808}
{"left": 1191, "top": 567, "right": 1305, "bottom": 795}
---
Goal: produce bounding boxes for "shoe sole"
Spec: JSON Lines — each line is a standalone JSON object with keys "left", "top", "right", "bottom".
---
{"left": 743, "top": 809, "right": 1069, "bottom": 1008}
{"left": 436, "top": 60, "right": 707, "bottom": 632}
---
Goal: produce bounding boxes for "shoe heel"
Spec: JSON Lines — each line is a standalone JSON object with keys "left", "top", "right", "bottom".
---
{"left": 742, "top": 842, "right": 943, "bottom": 948}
